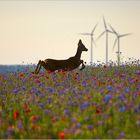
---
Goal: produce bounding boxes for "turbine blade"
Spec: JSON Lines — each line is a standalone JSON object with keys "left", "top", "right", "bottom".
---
{"left": 79, "top": 33, "right": 91, "bottom": 36}
{"left": 119, "top": 33, "right": 132, "bottom": 38}
{"left": 103, "top": 16, "right": 107, "bottom": 29}
{"left": 91, "top": 23, "right": 98, "bottom": 34}
{"left": 96, "top": 31, "right": 105, "bottom": 40}
{"left": 112, "top": 38, "right": 118, "bottom": 52}
{"left": 107, "top": 29, "right": 113, "bottom": 33}
{"left": 109, "top": 24, "right": 117, "bottom": 35}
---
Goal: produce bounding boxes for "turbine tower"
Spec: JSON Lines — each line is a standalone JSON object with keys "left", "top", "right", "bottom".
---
{"left": 80, "top": 23, "right": 98, "bottom": 66}
{"left": 109, "top": 25, "right": 131, "bottom": 66}
{"left": 97, "top": 16, "right": 113, "bottom": 65}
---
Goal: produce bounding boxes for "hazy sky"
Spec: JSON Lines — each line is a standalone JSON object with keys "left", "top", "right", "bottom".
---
{"left": 0, "top": 0, "right": 140, "bottom": 64}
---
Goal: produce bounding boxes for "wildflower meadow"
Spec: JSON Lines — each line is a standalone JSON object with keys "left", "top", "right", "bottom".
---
{"left": 0, "top": 61, "right": 140, "bottom": 139}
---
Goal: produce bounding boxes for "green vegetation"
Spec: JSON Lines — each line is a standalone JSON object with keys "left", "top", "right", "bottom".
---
{"left": 0, "top": 64, "right": 140, "bottom": 139}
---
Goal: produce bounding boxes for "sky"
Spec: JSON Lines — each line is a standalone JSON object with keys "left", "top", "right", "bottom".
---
{"left": 0, "top": 0, "right": 140, "bottom": 65}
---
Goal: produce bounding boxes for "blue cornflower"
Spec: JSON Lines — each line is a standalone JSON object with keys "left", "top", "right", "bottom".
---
{"left": 13, "top": 89, "right": 18, "bottom": 94}
{"left": 70, "top": 128, "right": 75, "bottom": 134}
{"left": 23, "top": 79, "right": 27, "bottom": 83}
{"left": 108, "top": 85, "right": 112, "bottom": 91}
{"left": 22, "top": 86, "right": 26, "bottom": 91}
{"left": 64, "top": 109, "right": 69, "bottom": 115}
{"left": 76, "top": 123, "right": 81, "bottom": 128}
{"left": 136, "top": 121, "right": 140, "bottom": 126}
{"left": 119, "top": 132, "right": 125, "bottom": 138}
{"left": 44, "top": 109, "right": 50, "bottom": 115}
{"left": 80, "top": 104, "right": 85, "bottom": 111}
{"left": 119, "top": 107, "right": 126, "bottom": 112}
{"left": 71, "top": 117, "right": 77, "bottom": 122}
{"left": 32, "top": 89, "right": 36, "bottom": 94}
{"left": 133, "top": 93, "right": 137, "bottom": 98}
{"left": 41, "top": 94, "right": 45, "bottom": 97}
{"left": 87, "top": 125, "right": 93, "bottom": 131}
{"left": 83, "top": 101, "right": 90, "bottom": 108}
{"left": 58, "top": 91, "right": 66, "bottom": 95}
{"left": 85, "top": 88, "right": 90, "bottom": 93}
{"left": 47, "top": 87, "right": 54, "bottom": 93}
{"left": 39, "top": 103, "right": 44, "bottom": 109}
{"left": 126, "top": 87, "right": 131, "bottom": 93}
{"left": 138, "top": 105, "right": 140, "bottom": 110}
{"left": 133, "top": 108, "right": 138, "bottom": 113}
{"left": 17, "top": 122, "right": 23, "bottom": 129}
{"left": 35, "top": 90, "right": 41, "bottom": 95}
{"left": 72, "top": 89, "right": 77, "bottom": 94}
{"left": 105, "top": 94, "right": 112, "bottom": 102}
{"left": 38, "top": 83, "right": 43, "bottom": 87}
{"left": 117, "top": 95, "right": 123, "bottom": 100}
{"left": 47, "top": 97, "right": 52, "bottom": 104}
{"left": 82, "top": 80, "right": 87, "bottom": 87}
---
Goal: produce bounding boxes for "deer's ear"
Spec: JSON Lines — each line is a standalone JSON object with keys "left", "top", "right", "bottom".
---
{"left": 79, "top": 39, "right": 82, "bottom": 44}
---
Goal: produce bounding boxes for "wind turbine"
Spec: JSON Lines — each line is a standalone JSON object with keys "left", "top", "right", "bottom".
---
{"left": 96, "top": 16, "right": 113, "bottom": 65}
{"left": 80, "top": 23, "right": 98, "bottom": 66}
{"left": 109, "top": 24, "right": 131, "bottom": 66}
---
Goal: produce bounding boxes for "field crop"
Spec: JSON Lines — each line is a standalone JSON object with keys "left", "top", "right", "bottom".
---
{"left": 0, "top": 63, "right": 140, "bottom": 139}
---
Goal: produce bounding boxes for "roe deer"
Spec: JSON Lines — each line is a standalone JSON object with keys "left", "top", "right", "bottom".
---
{"left": 32, "top": 39, "right": 88, "bottom": 74}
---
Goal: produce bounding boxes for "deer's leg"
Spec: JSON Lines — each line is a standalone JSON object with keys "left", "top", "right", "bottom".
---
{"left": 80, "top": 60, "right": 83, "bottom": 64}
{"left": 34, "top": 60, "right": 50, "bottom": 74}
{"left": 36, "top": 60, "right": 43, "bottom": 74}
{"left": 32, "top": 60, "right": 41, "bottom": 74}
{"left": 40, "top": 61, "right": 50, "bottom": 72}
{"left": 79, "top": 60, "right": 86, "bottom": 70}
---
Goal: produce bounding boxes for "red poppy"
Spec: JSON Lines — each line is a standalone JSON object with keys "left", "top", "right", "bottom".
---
{"left": 35, "top": 79, "right": 40, "bottom": 83}
{"left": 74, "top": 76, "right": 78, "bottom": 80}
{"left": 137, "top": 91, "right": 140, "bottom": 96}
{"left": 134, "top": 77, "right": 138, "bottom": 83}
{"left": 47, "top": 70, "right": 53, "bottom": 74}
{"left": 51, "top": 116, "right": 57, "bottom": 123}
{"left": 75, "top": 72, "right": 79, "bottom": 75}
{"left": 93, "top": 76, "right": 96, "bottom": 80}
{"left": 46, "top": 76, "right": 49, "bottom": 79}
{"left": 58, "top": 69, "right": 65, "bottom": 74}
{"left": 19, "top": 73, "right": 24, "bottom": 78}
{"left": 14, "top": 111, "right": 20, "bottom": 120}
{"left": 58, "top": 132, "right": 65, "bottom": 139}
{"left": 31, "top": 116, "right": 38, "bottom": 121}
{"left": 102, "top": 82, "right": 105, "bottom": 85}
{"left": 96, "top": 108, "right": 101, "bottom": 114}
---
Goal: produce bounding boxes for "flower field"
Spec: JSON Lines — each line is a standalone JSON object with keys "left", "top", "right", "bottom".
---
{"left": 0, "top": 63, "right": 140, "bottom": 139}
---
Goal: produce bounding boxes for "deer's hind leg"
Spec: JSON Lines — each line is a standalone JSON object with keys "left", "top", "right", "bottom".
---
{"left": 33, "top": 60, "right": 49, "bottom": 74}
{"left": 40, "top": 61, "right": 51, "bottom": 71}
{"left": 32, "top": 60, "right": 42, "bottom": 74}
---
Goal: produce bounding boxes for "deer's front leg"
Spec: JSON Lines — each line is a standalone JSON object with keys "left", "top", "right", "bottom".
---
{"left": 79, "top": 60, "right": 86, "bottom": 70}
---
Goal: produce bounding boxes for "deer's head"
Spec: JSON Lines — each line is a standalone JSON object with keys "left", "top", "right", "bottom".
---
{"left": 78, "top": 39, "right": 88, "bottom": 52}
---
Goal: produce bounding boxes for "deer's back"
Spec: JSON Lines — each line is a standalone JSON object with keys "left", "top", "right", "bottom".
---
{"left": 44, "top": 57, "right": 81, "bottom": 71}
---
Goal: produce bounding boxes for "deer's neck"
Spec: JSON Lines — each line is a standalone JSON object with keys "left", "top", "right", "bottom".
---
{"left": 75, "top": 47, "right": 82, "bottom": 59}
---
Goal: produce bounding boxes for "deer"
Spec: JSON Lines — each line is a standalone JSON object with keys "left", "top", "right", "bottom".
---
{"left": 32, "top": 39, "right": 88, "bottom": 74}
